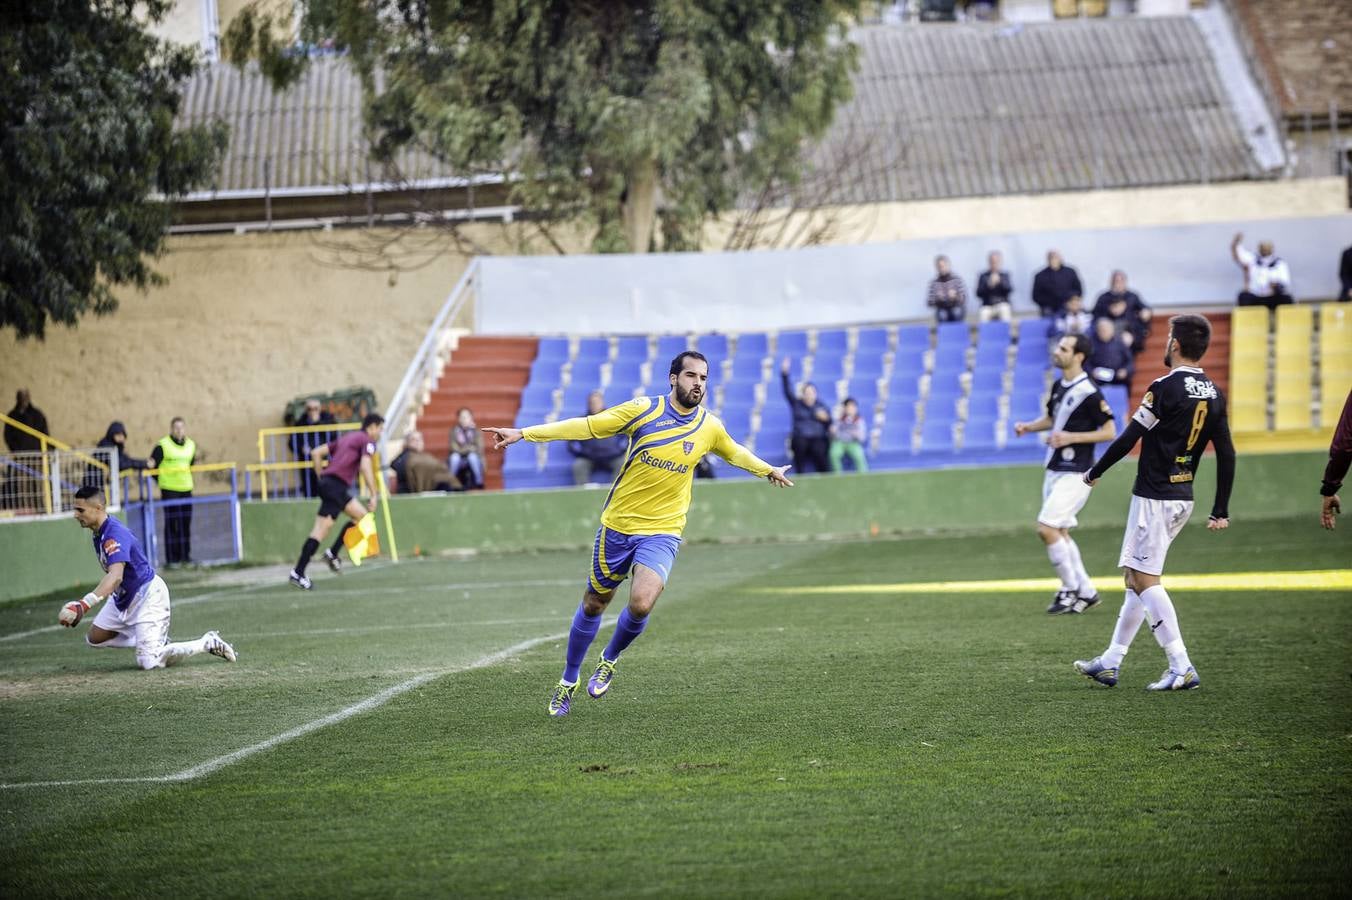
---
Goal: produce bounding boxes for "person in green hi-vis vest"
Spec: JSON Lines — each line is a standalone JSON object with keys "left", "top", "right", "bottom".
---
{"left": 150, "top": 417, "right": 197, "bottom": 566}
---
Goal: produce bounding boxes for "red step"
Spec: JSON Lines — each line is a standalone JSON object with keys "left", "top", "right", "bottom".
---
{"left": 1128, "top": 311, "right": 1231, "bottom": 412}
{"left": 414, "top": 336, "right": 539, "bottom": 490}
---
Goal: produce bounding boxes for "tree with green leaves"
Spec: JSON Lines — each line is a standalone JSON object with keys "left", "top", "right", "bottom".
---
{"left": 0, "top": 0, "right": 227, "bottom": 340}
{"left": 227, "top": 1, "right": 860, "bottom": 253}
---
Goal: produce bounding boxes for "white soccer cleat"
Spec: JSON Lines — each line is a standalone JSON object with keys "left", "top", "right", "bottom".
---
{"left": 289, "top": 570, "right": 313, "bottom": 591}
{"left": 1146, "top": 666, "right": 1199, "bottom": 691}
{"left": 203, "top": 630, "right": 237, "bottom": 663}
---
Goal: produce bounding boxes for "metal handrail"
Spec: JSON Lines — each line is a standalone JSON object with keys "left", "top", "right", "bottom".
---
{"left": 257, "top": 421, "right": 361, "bottom": 462}
{"left": 382, "top": 257, "right": 481, "bottom": 458}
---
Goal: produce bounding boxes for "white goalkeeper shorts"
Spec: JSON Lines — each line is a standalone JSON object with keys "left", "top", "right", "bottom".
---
{"left": 1117, "top": 495, "right": 1194, "bottom": 577}
{"left": 91, "top": 575, "right": 172, "bottom": 669}
{"left": 1037, "top": 471, "right": 1093, "bottom": 530}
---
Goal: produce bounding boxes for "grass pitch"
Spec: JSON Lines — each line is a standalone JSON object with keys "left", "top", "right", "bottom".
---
{"left": 2, "top": 515, "right": 1349, "bottom": 897}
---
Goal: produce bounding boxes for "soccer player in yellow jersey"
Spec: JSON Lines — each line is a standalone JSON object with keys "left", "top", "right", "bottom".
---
{"left": 484, "top": 350, "right": 794, "bottom": 717}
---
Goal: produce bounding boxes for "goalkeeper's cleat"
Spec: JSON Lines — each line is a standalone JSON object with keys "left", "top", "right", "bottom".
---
{"left": 1073, "top": 656, "right": 1119, "bottom": 686}
{"left": 288, "top": 570, "right": 313, "bottom": 591}
{"left": 547, "top": 680, "right": 578, "bottom": 717}
{"left": 1070, "top": 592, "right": 1101, "bottom": 614}
{"left": 1146, "top": 666, "right": 1200, "bottom": 691}
{"left": 1046, "top": 590, "right": 1077, "bottom": 615}
{"left": 587, "top": 656, "right": 618, "bottom": 699}
{"left": 203, "top": 631, "right": 237, "bottom": 663}
{"left": 323, "top": 549, "right": 343, "bottom": 574}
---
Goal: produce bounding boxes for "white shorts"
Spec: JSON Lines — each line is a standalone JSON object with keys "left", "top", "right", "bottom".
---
{"left": 91, "top": 575, "right": 172, "bottom": 669}
{"left": 1037, "top": 471, "right": 1093, "bottom": 530}
{"left": 1117, "top": 495, "right": 1194, "bottom": 576}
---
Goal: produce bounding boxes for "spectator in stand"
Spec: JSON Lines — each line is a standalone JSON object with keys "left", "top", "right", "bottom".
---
{"left": 84, "top": 421, "right": 147, "bottom": 491}
{"left": 1339, "top": 244, "right": 1352, "bottom": 302}
{"left": 1093, "top": 270, "right": 1153, "bottom": 354}
{"left": 1047, "top": 294, "right": 1092, "bottom": 344}
{"left": 781, "top": 357, "right": 832, "bottom": 474}
{"left": 829, "top": 397, "right": 869, "bottom": 473}
{"left": 975, "top": 251, "right": 1013, "bottom": 323}
{"left": 290, "top": 398, "right": 338, "bottom": 498}
{"left": 4, "top": 389, "right": 48, "bottom": 452}
{"left": 568, "top": 391, "right": 628, "bottom": 485}
{"left": 448, "top": 407, "right": 486, "bottom": 489}
{"left": 1086, "top": 317, "right": 1134, "bottom": 389}
{"left": 1032, "top": 250, "right": 1083, "bottom": 318}
{"left": 1231, "top": 232, "right": 1292, "bottom": 309}
{"left": 150, "top": 417, "right": 196, "bottom": 566}
{"left": 391, "top": 430, "right": 458, "bottom": 493}
{"left": 926, "top": 255, "right": 968, "bottom": 323}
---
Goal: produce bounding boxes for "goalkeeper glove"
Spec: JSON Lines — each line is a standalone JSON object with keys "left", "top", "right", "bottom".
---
{"left": 58, "top": 592, "right": 101, "bottom": 627}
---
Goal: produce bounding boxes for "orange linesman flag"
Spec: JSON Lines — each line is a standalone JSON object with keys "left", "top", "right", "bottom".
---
{"left": 344, "top": 514, "right": 380, "bottom": 566}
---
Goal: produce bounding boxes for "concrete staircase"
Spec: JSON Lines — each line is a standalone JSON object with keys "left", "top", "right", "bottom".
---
{"left": 1129, "top": 311, "right": 1232, "bottom": 411}
{"left": 418, "top": 337, "right": 538, "bottom": 490}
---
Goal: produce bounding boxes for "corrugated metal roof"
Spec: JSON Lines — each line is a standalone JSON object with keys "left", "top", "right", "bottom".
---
{"left": 808, "top": 17, "right": 1266, "bottom": 202}
{"left": 179, "top": 16, "right": 1266, "bottom": 202}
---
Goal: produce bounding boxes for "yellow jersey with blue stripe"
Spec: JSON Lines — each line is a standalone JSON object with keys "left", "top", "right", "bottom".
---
{"left": 522, "top": 395, "right": 773, "bottom": 535}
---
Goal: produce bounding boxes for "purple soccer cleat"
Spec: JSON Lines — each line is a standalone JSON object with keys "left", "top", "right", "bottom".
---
{"left": 587, "top": 656, "right": 618, "bottom": 698}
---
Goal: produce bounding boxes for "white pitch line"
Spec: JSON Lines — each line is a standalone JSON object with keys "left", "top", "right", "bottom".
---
{"left": 0, "top": 630, "right": 575, "bottom": 790}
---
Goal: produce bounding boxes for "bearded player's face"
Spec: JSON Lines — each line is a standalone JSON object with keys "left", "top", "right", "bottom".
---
{"left": 670, "top": 360, "right": 708, "bottom": 409}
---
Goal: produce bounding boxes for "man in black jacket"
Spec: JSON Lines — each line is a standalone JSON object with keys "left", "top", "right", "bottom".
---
{"left": 1032, "top": 250, "right": 1083, "bottom": 318}
{"left": 290, "top": 399, "right": 338, "bottom": 498}
{"left": 781, "top": 358, "right": 832, "bottom": 474}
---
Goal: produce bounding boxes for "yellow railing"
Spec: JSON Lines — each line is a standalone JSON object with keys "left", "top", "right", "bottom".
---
{"left": 1, "top": 414, "right": 111, "bottom": 515}
{"left": 257, "top": 422, "right": 361, "bottom": 463}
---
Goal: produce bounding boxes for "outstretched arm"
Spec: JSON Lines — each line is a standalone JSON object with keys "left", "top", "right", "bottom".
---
{"left": 712, "top": 427, "right": 793, "bottom": 487}
{"left": 1083, "top": 419, "right": 1146, "bottom": 484}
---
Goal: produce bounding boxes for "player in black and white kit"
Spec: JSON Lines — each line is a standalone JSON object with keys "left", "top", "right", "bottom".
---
{"left": 1074, "top": 314, "right": 1235, "bottom": 691}
{"left": 1014, "top": 334, "right": 1118, "bottom": 614}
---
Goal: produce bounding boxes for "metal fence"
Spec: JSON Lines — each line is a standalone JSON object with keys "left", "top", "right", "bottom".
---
{"left": 0, "top": 446, "right": 121, "bottom": 519}
{"left": 124, "top": 465, "right": 243, "bottom": 568}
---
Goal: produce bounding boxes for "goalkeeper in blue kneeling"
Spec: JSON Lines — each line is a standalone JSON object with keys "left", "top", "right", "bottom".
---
{"left": 483, "top": 351, "right": 795, "bottom": 717}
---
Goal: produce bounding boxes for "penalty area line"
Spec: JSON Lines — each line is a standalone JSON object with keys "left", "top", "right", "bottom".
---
{"left": 0, "top": 628, "right": 583, "bottom": 791}
{"left": 754, "top": 569, "right": 1352, "bottom": 596}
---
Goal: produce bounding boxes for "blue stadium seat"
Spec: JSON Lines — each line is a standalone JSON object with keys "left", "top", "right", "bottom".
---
{"left": 720, "top": 380, "right": 759, "bottom": 407}
{"left": 501, "top": 443, "right": 537, "bottom": 473}
{"left": 1016, "top": 318, "right": 1047, "bottom": 345}
{"left": 514, "top": 406, "right": 551, "bottom": 428}
{"left": 1001, "top": 420, "right": 1048, "bottom": 463}
{"left": 759, "top": 403, "right": 791, "bottom": 431}
{"left": 977, "top": 320, "right": 1011, "bottom": 347}
{"left": 816, "top": 329, "right": 848, "bottom": 355}
{"left": 935, "top": 321, "right": 969, "bottom": 349}
{"left": 718, "top": 405, "right": 753, "bottom": 438}
{"left": 878, "top": 416, "right": 915, "bottom": 449}
{"left": 896, "top": 325, "right": 930, "bottom": 356}
{"left": 697, "top": 333, "right": 729, "bottom": 361}
{"left": 1012, "top": 364, "right": 1049, "bottom": 392}
{"left": 970, "top": 365, "right": 1004, "bottom": 395}
{"left": 535, "top": 337, "right": 570, "bottom": 362}
{"left": 519, "top": 383, "right": 557, "bottom": 409}
{"left": 729, "top": 355, "right": 766, "bottom": 382}
{"left": 851, "top": 353, "right": 886, "bottom": 380}
{"left": 963, "top": 415, "right": 1000, "bottom": 450}
{"left": 736, "top": 332, "right": 769, "bottom": 359}
{"left": 810, "top": 355, "right": 845, "bottom": 383}
{"left": 655, "top": 335, "right": 690, "bottom": 362}
{"left": 1009, "top": 391, "right": 1045, "bottom": 422}
{"left": 575, "top": 337, "right": 610, "bottom": 362}
{"left": 919, "top": 417, "right": 956, "bottom": 453}
{"left": 608, "top": 360, "right": 645, "bottom": 396}
{"left": 776, "top": 330, "right": 809, "bottom": 358}
{"left": 614, "top": 335, "right": 649, "bottom": 362}
{"left": 932, "top": 344, "right": 967, "bottom": 374}
{"left": 754, "top": 428, "right": 791, "bottom": 464}
{"left": 924, "top": 391, "right": 960, "bottom": 423}
{"left": 967, "top": 391, "right": 1000, "bottom": 420}
{"left": 569, "top": 360, "right": 605, "bottom": 389}
{"left": 856, "top": 327, "right": 890, "bottom": 356}
{"left": 528, "top": 357, "right": 564, "bottom": 385}
{"left": 560, "top": 383, "right": 600, "bottom": 413}
{"left": 974, "top": 342, "right": 1007, "bottom": 367}
{"left": 1099, "top": 383, "right": 1130, "bottom": 432}
{"left": 842, "top": 379, "right": 880, "bottom": 410}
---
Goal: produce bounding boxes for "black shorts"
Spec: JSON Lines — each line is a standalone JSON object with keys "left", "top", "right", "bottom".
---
{"left": 317, "top": 475, "right": 355, "bottom": 519}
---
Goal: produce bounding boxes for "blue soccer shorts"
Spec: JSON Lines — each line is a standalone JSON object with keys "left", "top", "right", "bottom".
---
{"left": 587, "top": 526, "right": 682, "bottom": 593}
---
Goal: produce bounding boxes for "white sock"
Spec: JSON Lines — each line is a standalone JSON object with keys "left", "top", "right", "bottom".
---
{"left": 1138, "top": 585, "right": 1192, "bottom": 672}
{"left": 1100, "top": 590, "right": 1146, "bottom": 668}
{"left": 1064, "top": 537, "right": 1095, "bottom": 596}
{"left": 159, "top": 636, "right": 208, "bottom": 667}
{"left": 1046, "top": 539, "right": 1077, "bottom": 591}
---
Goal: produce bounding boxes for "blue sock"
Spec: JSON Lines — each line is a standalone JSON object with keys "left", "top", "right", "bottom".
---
{"left": 602, "top": 607, "right": 648, "bottom": 662}
{"left": 562, "top": 603, "right": 602, "bottom": 683}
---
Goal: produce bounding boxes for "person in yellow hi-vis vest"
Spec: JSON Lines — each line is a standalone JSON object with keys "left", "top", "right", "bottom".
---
{"left": 150, "top": 417, "right": 197, "bottom": 566}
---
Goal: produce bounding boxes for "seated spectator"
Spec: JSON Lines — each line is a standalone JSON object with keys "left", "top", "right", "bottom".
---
{"left": 84, "top": 421, "right": 147, "bottom": 490}
{"left": 781, "top": 358, "right": 832, "bottom": 473}
{"left": 568, "top": 391, "right": 628, "bottom": 485}
{"left": 1032, "top": 250, "right": 1082, "bottom": 318}
{"left": 1339, "top": 244, "right": 1351, "bottom": 302}
{"left": 1231, "top": 232, "right": 1292, "bottom": 309}
{"left": 1092, "top": 270, "right": 1152, "bottom": 353}
{"left": 1047, "top": 294, "right": 1092, "bottom": 343}
{"left": 290, "top": 398, "right": 338, "bottom": 498}
{"left": 391, "top": 431, "right": 458, "bottom": 493}
{"left": 926, "top": 255, "right": 968, "bottom": 323}
{"left": 1087, "top": 318, "right": 1134, "bottom": 388}
{"left": 975, "top": 251, "right": 1013, "bottom": 322}
{"left": 448, "top": 407, "right": 485, "bottom": 489}
{"left": 829, "top": 398, "right": 869, "bottom": 473}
